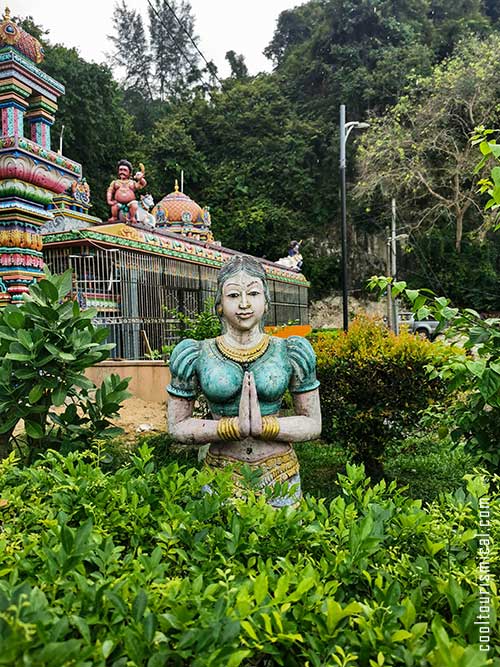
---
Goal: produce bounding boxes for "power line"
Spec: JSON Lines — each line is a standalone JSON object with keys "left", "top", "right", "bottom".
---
{"left": 146, "top": 0, "right": 222, "bottom": 87}
{"left": 158, "top": 0, "right": 223, "bottom": 86}
{"left": 146, "top": 0, "right": 200, "bottom": 75}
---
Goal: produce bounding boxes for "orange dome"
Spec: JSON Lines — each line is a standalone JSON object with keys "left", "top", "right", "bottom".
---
{"left": 0, "top": 8, "right": 45, "bottom": 63}
{"left": 152, "top": 183, "right": 203, "bottom": 224}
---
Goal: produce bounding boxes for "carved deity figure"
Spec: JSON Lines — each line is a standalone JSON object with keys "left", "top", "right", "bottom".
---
{"left": 71, "top": 177, "right": 91, "bottom": 207}
{"left": 106, "top": 159, "right": 147, "bottom": 223}
{"left": 167, "top": 255, "right": 321, "bottom": 507}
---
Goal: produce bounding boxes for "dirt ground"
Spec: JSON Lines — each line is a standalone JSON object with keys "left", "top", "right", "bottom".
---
{"left": 115, "top": 398, "right": 167, "bottom": 437}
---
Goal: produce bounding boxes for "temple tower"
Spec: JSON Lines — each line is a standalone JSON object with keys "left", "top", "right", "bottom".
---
{"left": 0, "top": 8, "right": 81, "bottom": 305}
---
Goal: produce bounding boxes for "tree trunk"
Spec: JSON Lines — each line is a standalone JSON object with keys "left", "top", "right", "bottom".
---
{"left": 455, "top": 210, "right": 463, "bottom": 253}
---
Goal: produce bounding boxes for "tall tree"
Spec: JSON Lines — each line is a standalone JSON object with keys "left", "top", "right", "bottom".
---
{"left": 142, "top": 75, "right": 328, "bottom": 263}
{"left": 355, "top": 35, "right": 500, "bottom": 253}
{"left": 148, "top": 0, "right": 200, "bottom": 100}
{"left": 108, "top": 1, "right": 153, "bottom": 100}
{"left": 225, "top": 51, "right": 248, "bottom": 80}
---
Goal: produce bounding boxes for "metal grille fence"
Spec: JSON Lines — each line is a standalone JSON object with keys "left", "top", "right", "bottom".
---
{"left": 44, "top": 245, "right": 309, "bottom": 359}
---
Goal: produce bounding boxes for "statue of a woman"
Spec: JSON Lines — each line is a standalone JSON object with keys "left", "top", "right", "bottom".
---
{"left": 167, "top": 255, "right": 321, "bottom": 507}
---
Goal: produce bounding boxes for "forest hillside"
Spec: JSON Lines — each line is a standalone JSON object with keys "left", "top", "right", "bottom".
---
{"left": 20, "top": 0, "right": 500, "bottom": 307}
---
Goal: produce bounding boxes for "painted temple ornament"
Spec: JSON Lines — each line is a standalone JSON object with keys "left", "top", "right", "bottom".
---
{"left": 107, "top": 159, "right": 147, "bottom": 224}
{"left": 167, "top": 255, "right": 322, "bottom": 508}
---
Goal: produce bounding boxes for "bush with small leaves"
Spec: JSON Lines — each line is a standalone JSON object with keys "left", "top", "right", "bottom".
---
{"left": 0, "top": 449, "right": 497, "bottom": 665}
{"left": 311, "top": 315, "right": 452, "bottom": 478}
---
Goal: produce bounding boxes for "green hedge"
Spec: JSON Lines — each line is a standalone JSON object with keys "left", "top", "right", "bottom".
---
{"left": 0, "top": 447, "right": 498, "bottom": 666}
{"left": 311, "top": 316, "right": 454, "bottom": 477}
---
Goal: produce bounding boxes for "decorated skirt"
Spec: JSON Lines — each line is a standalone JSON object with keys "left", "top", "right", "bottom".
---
{"left": 204, "top": 445, "right": 302, "bottom": 508}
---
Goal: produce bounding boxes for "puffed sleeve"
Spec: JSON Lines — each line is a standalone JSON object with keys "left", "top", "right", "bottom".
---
{"left": 167, "top": 338, "right": 201, "bottom": 399}
{"left": 286, "top": 335, "right": 320, "bottom": 394}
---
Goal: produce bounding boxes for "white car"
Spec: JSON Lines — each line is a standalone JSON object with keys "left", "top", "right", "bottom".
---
{"left": 398, "top": 312, "right": 440, "bottom": 340}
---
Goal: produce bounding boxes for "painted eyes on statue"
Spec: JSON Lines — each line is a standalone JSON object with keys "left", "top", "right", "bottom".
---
{"left": 225, "top": 290, "right": 262, "bottom": 298}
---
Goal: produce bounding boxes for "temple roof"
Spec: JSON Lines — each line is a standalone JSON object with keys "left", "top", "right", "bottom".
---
{"left": 0, "top": 7, "right": 44, "bottom": 63}
{"left": 41, "top": 222, "right": 310, "bottom": 287}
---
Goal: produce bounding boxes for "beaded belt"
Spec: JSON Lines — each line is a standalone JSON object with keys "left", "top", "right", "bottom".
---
{"left": 205, "top": 445, "right": 300, "bottom": 501}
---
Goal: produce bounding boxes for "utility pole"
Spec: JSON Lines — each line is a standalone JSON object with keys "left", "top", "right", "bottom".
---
{"left": 339, "top": 106, "right": 349, "bottom": 333}
{"left": 339, "top": 105, "right": 369, "bottom": 333}
{"left": 385, "top": 225, "right": 393, "bottom": 331}
{"left": 391, "top": 198, "right": 399, "bottom": 335}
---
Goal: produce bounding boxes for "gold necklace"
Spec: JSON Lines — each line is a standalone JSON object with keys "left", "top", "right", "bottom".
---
{"left": 216, "top": 334, "right": 270, "bottom": 364}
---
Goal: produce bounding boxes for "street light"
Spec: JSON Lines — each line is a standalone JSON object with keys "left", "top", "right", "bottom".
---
{"left": 339, "top": 104, "right": 369, "bottom": 332}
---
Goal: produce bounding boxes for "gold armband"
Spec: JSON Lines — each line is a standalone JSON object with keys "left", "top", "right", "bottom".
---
{"left": 261, "top": 415, "right": 280, "bottom": 440}
{"left": 216, "top": 417, "right": 241, "bottom": 441}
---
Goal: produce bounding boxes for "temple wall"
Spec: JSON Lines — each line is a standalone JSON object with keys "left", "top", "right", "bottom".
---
{"left": 86, "top": 360, "right": 171, "bottom": 403}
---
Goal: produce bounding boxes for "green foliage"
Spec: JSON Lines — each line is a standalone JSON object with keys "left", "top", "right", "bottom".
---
{"left": 0, "top": 270, "right": 130, "bottom": 461}
{"left": 225, "top": 50, "right": 249, "bottom": 79}
{"left": 356, "top": 35, "right": 500, "bottom": 254}
{"left": 147, "top": 299, "right": 221, "bottom": 360}
{"left": 473, "top": 126, "right": 500, "bottom": 219}
{"left": 294, "top": 440, "right": 348, "bottom": 500}
{"left": 312, "top": 315, "right": 451, "bottom": 478}
{"left": 141, "top": 76, "right": 327, "bottom": 272}
{"left": 0, "top": 448, "right": 497, "bottom": 665}
{"left": 48, "top": 374, "right": 131, "bottom": 456}
{"left": 147, "top": 0, "right": 202, "bottom": 101}
{"left": 166, "top": 297, "right": 222, "bottom": 343}
{"left": 302, "top": 251, "right": 341, "bottom": 299}
{"left": 108, "top": 0, "right": 153, "bottom": 99}
{"left": 265, "top": 0, "right": 489, "bottom": 120}
{"left": 398, "top": 225, "right": 500, "bottom": 311}
{"left": 369, "top": 276, "right": 500, "bottom": 467}
{"left": 19, "top": 4, "right": 500, "bottom": 302}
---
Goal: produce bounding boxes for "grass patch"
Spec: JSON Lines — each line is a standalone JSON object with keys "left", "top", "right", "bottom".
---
{"left": 384, "top": 431, "right": 475, "bottom": 502}
{"left": 295, "top": 440, "right": 349, "bottom": 500}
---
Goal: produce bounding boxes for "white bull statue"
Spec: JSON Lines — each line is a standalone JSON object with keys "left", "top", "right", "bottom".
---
{"left": 119, "top": 193, "right": 156, "bottom": 228}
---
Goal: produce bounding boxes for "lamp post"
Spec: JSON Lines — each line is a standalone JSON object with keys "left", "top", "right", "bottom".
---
{"left": 339, "top": 104, "right": 369, "bottom": 332}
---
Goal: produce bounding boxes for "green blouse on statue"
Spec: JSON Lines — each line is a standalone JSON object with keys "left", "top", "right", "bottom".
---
{"left": 167, "top": 335, "right": 320, "bottom": 417}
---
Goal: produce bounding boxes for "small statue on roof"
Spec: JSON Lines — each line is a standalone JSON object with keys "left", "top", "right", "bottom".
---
{"left": 276, "top": 240, "right": 303, "bottom": 272}
{"left": 70, "top": 177, "right": 91, "bottom": 207}
{"left": 106, "top": 159, "right": 147, "bottom": 223}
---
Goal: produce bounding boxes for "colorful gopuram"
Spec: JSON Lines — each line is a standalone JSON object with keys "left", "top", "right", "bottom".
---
{"left": 0, "top": 8, "right": 80, "bottom": 305}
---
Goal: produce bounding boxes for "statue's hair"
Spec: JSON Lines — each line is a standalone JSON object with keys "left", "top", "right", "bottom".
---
{"left": 117, "top": 159, "right": 133, "bottom": 175}
{"left": 214, "top": 255, "right": 270, "bottom": 331}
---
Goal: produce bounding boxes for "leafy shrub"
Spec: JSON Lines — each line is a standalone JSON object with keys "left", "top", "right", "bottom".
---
{"left": 163, "top": 297, "right": 222, "bottom": 354}
{"left": 369, "top": 275, "right": 500, "bottom": 468}
{"left": 0, "top": 269, "right": 130, "bottom": 462}
{"left": 47, "top": 374, "right": 131, "bottom": 456}
{"left": 306, "top": 328, "right": 340, "bottom": 344}
{"left": 0, "top": 449, "right": 497, "bottom": 665}
{"left": 311, "top": 315, "right": 452, "bottom": 478}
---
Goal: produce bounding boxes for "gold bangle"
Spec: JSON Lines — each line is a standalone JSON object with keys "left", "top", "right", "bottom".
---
{"left": 227, "top": 417, "right": 240, "bottom": 440}
{"left": 261, "top": 415, "right": 280, "bottom": 440}
{"left": 217, "top": 417, "right": 241, "bottom": 441}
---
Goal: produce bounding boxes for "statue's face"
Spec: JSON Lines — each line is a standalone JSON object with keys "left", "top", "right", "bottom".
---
{"left": 221, "top": 270, "right": 266, "bottom": 332}
{"left": 118, "top": 165, "right": 130, "bottom": 180}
